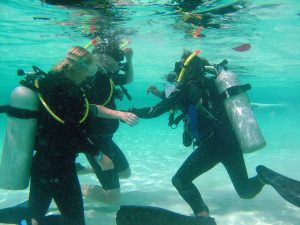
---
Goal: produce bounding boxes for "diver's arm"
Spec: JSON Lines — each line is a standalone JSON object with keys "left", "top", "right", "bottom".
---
{"left": 94, "top": 105, "right": 138, "bottom": 127}
{"left": 123, "top": 47, "right": 133, "bottom": 84}
{"left": 129, "top": 88, "right": 183, "bottom": 118}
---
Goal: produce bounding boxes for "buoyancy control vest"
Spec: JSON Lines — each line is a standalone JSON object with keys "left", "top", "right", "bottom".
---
{"left": 35, "top": 73, "right": 92, "bottom": 155}
{"left": 167, "top": 77, "right": 221, "bottom": 147}
{"left": 185, "top": 76, "right": 227, "bottom": 145}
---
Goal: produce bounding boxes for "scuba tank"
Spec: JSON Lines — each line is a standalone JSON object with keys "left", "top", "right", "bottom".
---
{"left": 0, "top": 86, "right": 39, "bottom": 190}
{"left": 215, "top": 69, "right": 266, "bottom": 153}
{"left": 0, "top": 66, "right": 44, "bottom": 190}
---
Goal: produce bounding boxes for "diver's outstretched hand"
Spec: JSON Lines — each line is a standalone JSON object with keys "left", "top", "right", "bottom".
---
{"left": 257, "top": 165, "right": 300, "bottom": 207}
{"left": 147, "top": 86, "right": 163, "bottom": 98}
{"left": 119, "top": 111, "right": 139, "bottom": 127}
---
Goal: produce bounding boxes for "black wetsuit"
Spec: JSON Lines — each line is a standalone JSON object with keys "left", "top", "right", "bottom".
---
{"left": 29, "top": 73, "right": 98, "bottom": 225}
{"left": 83, "top": 70, "right": 129, "bottom": 190}
{"left": 130, "top": 75, "right": 264, "bottom": 215}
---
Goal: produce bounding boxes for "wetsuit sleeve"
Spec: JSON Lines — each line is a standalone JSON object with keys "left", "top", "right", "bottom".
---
{"left": 129, "top": 87, "right": 184, "bottom": 119}
{"left": 89, "top": 104, "right": 99, "bottom": 117}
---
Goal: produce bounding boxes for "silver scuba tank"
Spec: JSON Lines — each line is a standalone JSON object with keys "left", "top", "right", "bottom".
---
{"left": 215, "top": 69, "right": 266, "bottom": 153}
{"left": 0, "top": 86, "right": 39, "bottom": 190}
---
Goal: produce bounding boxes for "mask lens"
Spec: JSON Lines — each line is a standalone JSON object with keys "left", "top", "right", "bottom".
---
{"left": 87, "top": 63, "right": 98, "bottom": 77}
{"left": 174, "top": 62, "right": 182, "bottom": 74}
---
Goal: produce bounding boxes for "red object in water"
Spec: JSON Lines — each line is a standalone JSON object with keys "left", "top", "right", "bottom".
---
{"left": 233, "top": 43, "right": 251, "bottom": 52}
{"left": 90, "top": 25, "right": 96, "bottom": 32}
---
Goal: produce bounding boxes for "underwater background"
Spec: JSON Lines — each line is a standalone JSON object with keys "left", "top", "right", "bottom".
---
{"left": 0, "top": 0, "right": 300, "bottom": 224}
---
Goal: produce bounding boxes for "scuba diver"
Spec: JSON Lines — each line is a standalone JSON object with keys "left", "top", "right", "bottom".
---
{"left": 123, "top": 49, "right": 300, "bottom": 222}
{"left": 76, "top": 38, "right": 135, "bottom": 204}
{"left": 0, "top": 46, "right": 138, "bottom": 225}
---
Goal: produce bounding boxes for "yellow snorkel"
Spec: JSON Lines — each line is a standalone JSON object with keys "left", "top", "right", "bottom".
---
{"left": 177, "top": 50, "right": 200, "bottom": 83}
{"left": 119, "top": 40, "right": 131, "bottom": 50}
{"left": 84, "top": 37, "right": 101, "bottom": 49}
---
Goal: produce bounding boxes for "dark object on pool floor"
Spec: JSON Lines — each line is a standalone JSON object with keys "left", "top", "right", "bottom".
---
{"left": 232, "top": 43, "right": 251, "bottom": 52}
{"left": 256, "top": 165, "right": 300, "bottom": 208}
{"left": 116, "top": 205, "right": 217, "bottom": 225}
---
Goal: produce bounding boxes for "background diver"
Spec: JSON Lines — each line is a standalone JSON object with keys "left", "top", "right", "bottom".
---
{"left": 76, "top": 38, "right": 135, "bottom": 205}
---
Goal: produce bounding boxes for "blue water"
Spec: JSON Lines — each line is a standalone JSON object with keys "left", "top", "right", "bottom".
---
{"left": 0, "top": 0, "right": 300, "bottom": 224}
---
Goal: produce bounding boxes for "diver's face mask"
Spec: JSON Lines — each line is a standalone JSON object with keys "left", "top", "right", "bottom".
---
{"left": 174, "top": 61, "right": 183, "bottom": 75}
{"left": 65, "top": 54, "right": 98, "bottom": 77}
{"left": 87, "top": 62, "right": 98, "bottom": 77}
{"left": 113, "top": 49, "right": 124, "bottom": 62}
{"left": 167, "top": 71, "right": 178, "bottom": 84}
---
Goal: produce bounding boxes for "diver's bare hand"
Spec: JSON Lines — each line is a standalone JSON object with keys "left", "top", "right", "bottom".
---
{"left": 147, "top": 86, "right": 162, "bottom": 98}
{"left": 120, "top": 112, "right": 139, "bottom": 127}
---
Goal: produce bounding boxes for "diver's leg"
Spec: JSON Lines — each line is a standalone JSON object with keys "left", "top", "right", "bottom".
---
{"left": 76, "top": 163, "right": 94, "bottom": 175}
{"left": 105, "top": 138, "right": 131, "bottom": 179}
{"left": 28, "top": 154, "right": 52, "bottom": 223}
{"left": 118, "top": 167, "right": 131, "bottom": 179}
{"left": 82, "top": 184, "right": 121, "bottom": 204}
{"left": 53, "top": 160, "right": 85, "bottom": 225}
{"left": 77, "top": 136, "right": 131, "bottom": 179}
{"left": 82, "top": 154, "right": 121, "bottom": 204}
{"left": 172, "top": 137, "right": 220, "bottom": 216}
{"left": 222, "top": 133, "right": 264, "bottom": 199}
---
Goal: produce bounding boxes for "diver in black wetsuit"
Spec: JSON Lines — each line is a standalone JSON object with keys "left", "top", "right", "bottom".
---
{"left": 26, "top": 46, "right": 98, "bottom": 225}
{"left": 129, "top": 49, "right": 300, "bottom": 219}
{"left": 76, "top": 38, "right": 135, "bottom": 204}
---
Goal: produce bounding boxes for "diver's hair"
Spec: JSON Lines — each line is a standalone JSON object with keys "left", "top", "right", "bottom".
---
{"left": 51, "top": 46, "right": 95, "bottom": 75}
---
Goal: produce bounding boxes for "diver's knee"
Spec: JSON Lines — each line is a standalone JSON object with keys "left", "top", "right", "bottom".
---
{"left": 172, "top": 175, "right": 183, "bottom": 189}
{"left": 118, "top": 167, "right": 131, "bottom": 179}
{"left": 236, "top": 189, "right": 257, "bottom": 199}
